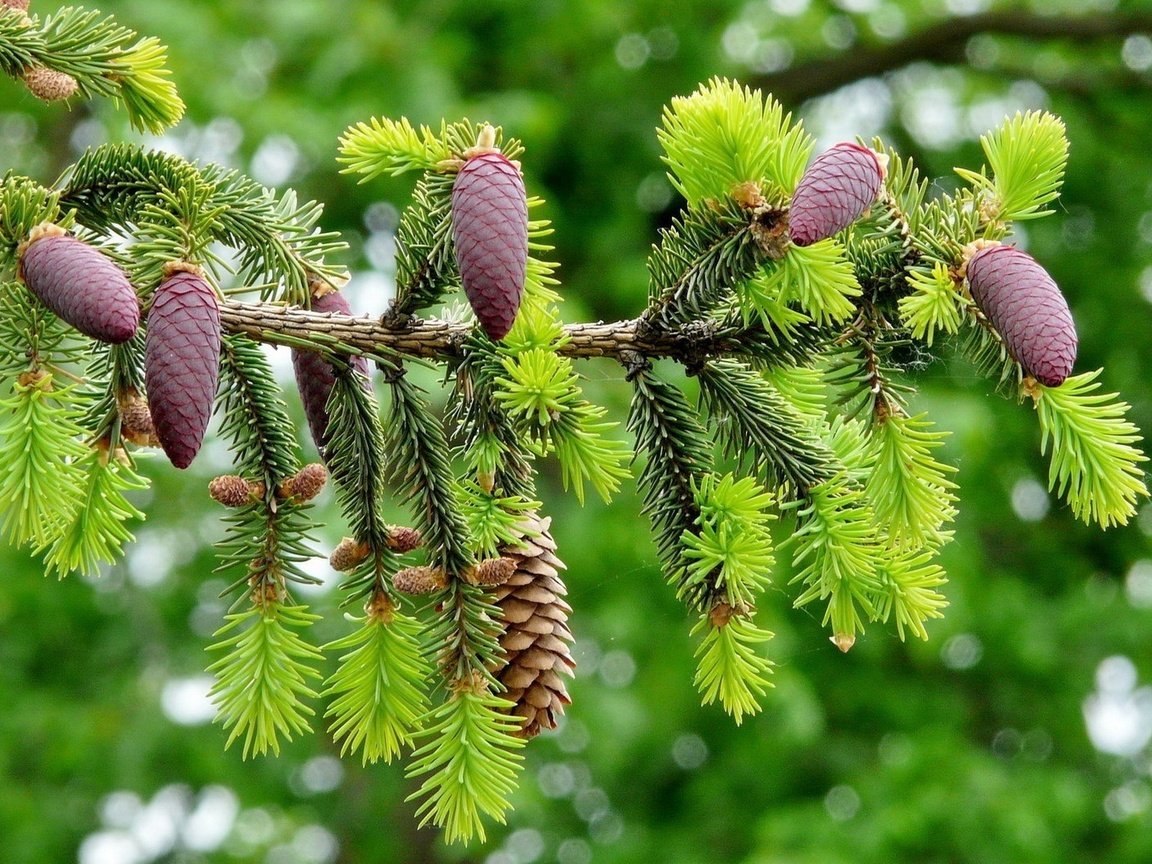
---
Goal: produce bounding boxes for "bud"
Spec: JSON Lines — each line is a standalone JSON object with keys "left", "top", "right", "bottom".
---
{"left": 464, "top": 556, "right": 517, "bottom": 587}
{"left": 209, "top": 475, "right": 262, "bottom": 508}
{"left": 18, "top": 226, "right": 139, "bottom": 343}
{"left": 118, "top": 389, "right": 159, "bottom": 447}
{"left": 450, "top": 134, "right": 528, "bottom": 341}
{"left": 965, "top": 244, "right": 1077, "bottom": 387}
{"left": 788, "top": 142, "right": 885, "bottom": 247}
{"left": 393, "top": 565, "right": 448, "bottom": 596}
{"left": 329, "top": 537, "right": 371, "bottom": 572}
{"left": 23, "top": 67, "right": 77, "bottom": 101}
{"left": 1, "top": 0, "right": 31, "bottom": 10}
{"left": 290, "top": 290, "right": 370, "bottom": 455}
{"left": 384, "top": 525, "right": 423, "bottom": 554}
{"left": 278, "top": 463, "right": 327, "bottom": 503}
{"left": 145, "top": 266, "right": 221, "bottom": 469}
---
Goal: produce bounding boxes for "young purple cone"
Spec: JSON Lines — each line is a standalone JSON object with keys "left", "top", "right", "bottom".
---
{"left": 145, "top": 267, "right": 221, "bottom": 469}
{"left": 18, "top": 228, "right": 139, "bottom": 343}
{"left": 966, "top": 244, "right": 1077, "bottom": 387}
{"left": 788, "top": 142, "right": 884, "bottom": 247}
{"left": 290, "top": 290, "right": 369, "bottom": 455}
{"left": 451, "top": 142, "right": 528, "bottom": 341}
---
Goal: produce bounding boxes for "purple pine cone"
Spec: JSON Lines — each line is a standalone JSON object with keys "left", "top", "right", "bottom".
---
{"left": 966, "top": 245, "right": 1077, "bottom": 387}
{"left": 788, "top": 142, "right": 884, "bottom": 247}
{"left": 145, "top": 269, "right": 221, "bottom": 469}
{"left": 19, "top": 232, "right": 140, "bottom": 343}
{"left": 451, "top": 151, "right": 528, "bottom": 341}
{"left": 290, "top": 291, "right": 370, "bottom": 455}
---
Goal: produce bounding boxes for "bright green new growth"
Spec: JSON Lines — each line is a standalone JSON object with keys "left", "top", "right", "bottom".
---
{"left": 206, "top": 604, "right": 323, "bottom": 759}
{"left": 660, "top": 76, "right": 813, "bottom": 205}
{"left": 0, "top": 22, "right": 1148, "bottom": 846}
{"left": 1035, "top": 371, "right": 1148, "bottom": 528}
{"left": 322, "top": 610, "right": 432, "bottom": 765}
{"left": 956, "top": 110, "right": 1068, "bottom": 223}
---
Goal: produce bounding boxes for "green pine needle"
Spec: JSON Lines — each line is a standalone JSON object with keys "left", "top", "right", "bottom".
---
{"left": 1035, "top": 370, "right": 1149, "bottom": 528}
{"left": 866, "top": 413, "right": 957, "bottom": 548}
{"left": 207, "top": 603, "right": 323, "bottom": 759}
{"left": 339, "top": 117, "right": 455, "bottom": 180}
{"left": 0, "top": 374, "right": 87, "bottom": 548}
{"left": 496, "top": 348, "right": 579, "bottom": 426}
{"left": 873, "top": 548, "right": 949, "bottom": 641}
{"left": 956, "top": 110, "right": 1068, "bottom": 223}
{"left": 110, "top": 37, "right": 186, "bottom": 134}
{"left": 898, "top": 263, "right": 963, "bottom": 346}
{"left": 406, "top": 685, "right": 527, "bottom": 844}
{"left": 322, "top": 610, "right": 432, "bottom": 765}
{"left": 691, "top": 611, "right": 774, "bottom": 725}
{"left": 789, "top": 480, "right": 883, "bottom": 648}
{"left": 459, "top": 484, "right": 540, "bottom": 556}
{"left": 659, "top": 77, "right": 813, "bottom": 206}
{"left": 548, "top": 404, "right": 631, "bottom": 505}
{"left": 750, "top": 239, "right": 861, "bottom": 327}
{"left": 40, "top": 449, "right": 148, "bottom": 578}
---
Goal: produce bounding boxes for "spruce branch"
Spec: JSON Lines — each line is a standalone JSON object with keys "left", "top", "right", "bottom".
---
{"left": 40, "top": 445, "right": 147, "bottom": 578}
{"left": 0, "top": 6, "right": 184, "bottom": 133}
{"left": 692, "top": 608, "right": 774, "bottom": 724}
{"left": 1034, "top": 371, "right": 1149, "bottom": 528}
{"left": 206, "top": 603, "right": 323, "bottom": 758}
{"left": 322, "top": 600, "right": 432, "bottom": 765}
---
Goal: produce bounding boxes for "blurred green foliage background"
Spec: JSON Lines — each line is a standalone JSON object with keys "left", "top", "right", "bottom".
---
{"left": 3, "top": 0, "right": 1152, "bottom": 862}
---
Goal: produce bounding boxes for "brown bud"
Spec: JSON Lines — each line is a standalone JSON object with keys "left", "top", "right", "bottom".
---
{"left": 278, "top": 463, "right": 327, "bottom": 503}
{"left": 329, "top": 537, "right": 371, "bottom": 572}
{"left": 464, "top": 556, "right": 517, "bottom": 587}
{"left": 23, "top": 67, "right": 78, "bottom": 102}
{"left": 209, "top": 475, "right": 262, "bottom": 508}
{"left": 393, "top": 565, "right": 448, "bottom": 596}
{"left": 118, "top": 390, "right": 159, "bottom": 447}
{"left": 1, "top": 0, "right": 32, "bottom": 10}
{"left": 384, "top": 525, "right": 423, "bottom": 554}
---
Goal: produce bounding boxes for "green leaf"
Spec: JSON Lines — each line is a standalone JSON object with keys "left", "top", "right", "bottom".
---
{"left": 0, "top": 374, "right": 87, "bottom": 547}
{"left": 459, "top": 484, "right": 540, "bottom": 556}
{"left": 40, "top": 449, "right": 148, "bottom": 578}
{"left": 322, "top": 610, "right": 432, "bottom": 765}
{"left": 206, "top": 603, "right": 323, "bottom": 759}
{"left": 1035, "top": 370, "right": 1149, "bottom": 528}
{"left": 957, "top": 110, "right": 1068, "bottom": 223}
{"left": 692, "top": 611, "right": 774, "bottom": 725}
{"left": 659, "top": 77, "right": 812, "bottom": 206}
{"left": 898, "top": 263, "right": 963, "bottom": 346}
{"left": 110, "top": 36, "right": 185, "bottom": 133}
{"left": 406, "top": 685, "right": 526, "bottom": 844}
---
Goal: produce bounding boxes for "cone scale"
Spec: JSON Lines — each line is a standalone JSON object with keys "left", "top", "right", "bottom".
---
{"left": 788, "top": 142, "right": 884, "bottom": 247}
{"left": 966, "top": 244, "right": 1077, "bottom": 387}
{"left": 145, "top": 268, "right": 221, "bottom": 469}
{"left": 18, "top": 229, "right": 140, "bottom": 343}
{"left": 290, "top": 290, "right": 370, "bottom": 455}
{"left": 451, "top": 143, "right": 528, "bottom": 341}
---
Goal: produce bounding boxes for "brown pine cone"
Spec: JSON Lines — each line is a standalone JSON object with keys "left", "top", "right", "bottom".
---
{"left": 278, "top": 463, "right": 327, "bottom": 503}
{"left": 492, "top": 513, "right": 575, "bottom": 738}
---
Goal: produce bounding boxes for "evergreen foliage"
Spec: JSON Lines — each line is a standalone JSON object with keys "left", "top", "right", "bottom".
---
{"left": 0, "top": 11, "right": 1147, "bottom": 844}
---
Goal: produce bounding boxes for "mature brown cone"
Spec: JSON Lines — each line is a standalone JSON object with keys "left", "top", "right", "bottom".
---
{"left": 492, "top": 513, "right": 575, "bottom": 738}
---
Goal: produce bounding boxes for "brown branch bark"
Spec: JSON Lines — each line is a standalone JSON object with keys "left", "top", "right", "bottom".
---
{"left": 219, "top": 299, "right": 735, "bottom": 363}
{"left": 751, "top": 11, "right": 1152, "bottom": 103}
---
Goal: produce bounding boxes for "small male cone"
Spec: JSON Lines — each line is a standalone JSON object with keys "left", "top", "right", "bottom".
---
{"left": 788, "top": 142, "right": 884, "bottom": 247}
{"left": 491, "top": 513, "right": 575, "bottom": 738}
{"left": 23, "top": 67, "right": 78, "bottom": 102}
{"left": 450, "top": 142, "right": 528, "bottom": 341}
{"left": 18, "top": 229, "right": 139, "bottom": 343}
{"left": 966, "top": 244, "right": 1077, "bottom": 387}
{"left": 290, "top": 290, "right": 369, "bottom": 455}
{"left": 145, "top": 268, "right": 221, "bottom": 469}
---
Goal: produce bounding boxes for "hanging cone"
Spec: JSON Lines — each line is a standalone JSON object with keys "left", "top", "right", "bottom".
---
{"left": 492, "top": 512, "right": 575, "bottom": 737}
